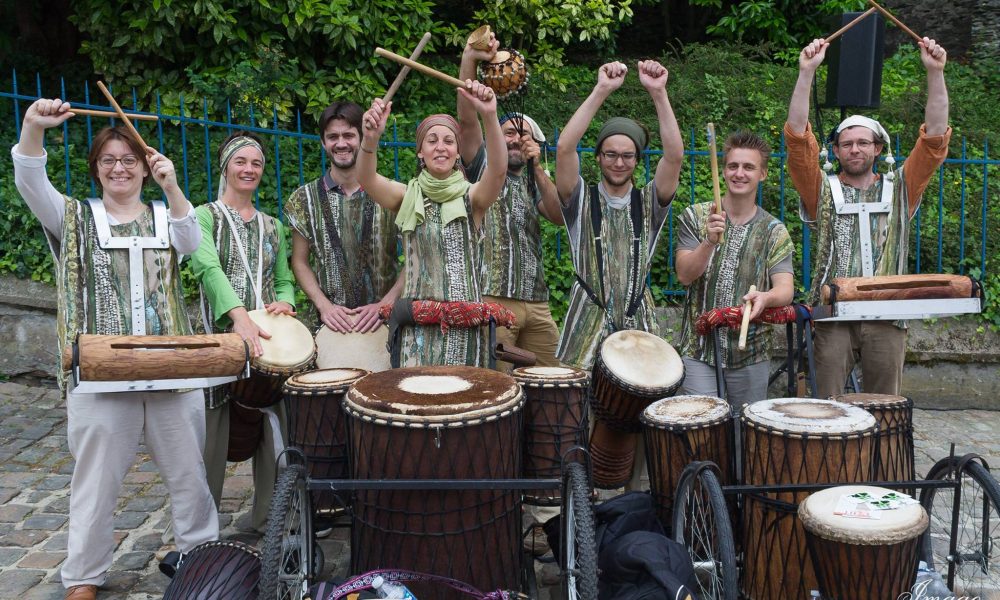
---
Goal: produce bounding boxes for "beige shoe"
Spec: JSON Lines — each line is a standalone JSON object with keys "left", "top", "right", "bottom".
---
{"left": 522, "top": 523, "right": 551, "bottom": 557}
{"left": 64, "top": 584, "right": 97, "bottom": 600}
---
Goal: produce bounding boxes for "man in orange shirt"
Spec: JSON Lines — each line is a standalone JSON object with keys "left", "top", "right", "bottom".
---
{"left": 784, "top": 37, "right": 951, "bottom": 397}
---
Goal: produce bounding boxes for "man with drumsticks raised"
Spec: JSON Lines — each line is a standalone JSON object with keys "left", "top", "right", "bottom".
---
{"left": 554, "top": 60, "right": 683, "bottom": 370}
{"left": 675, "top": 131, "right": 795, "bottom": 408}
{"left": 457, "top": 32, "right": 563, "bottom": 371}
{"left": 785, "top": 36, "right": 951, "bottom": 397}
{"left": 285, "top": 101, "right": 403, "bottom": 334}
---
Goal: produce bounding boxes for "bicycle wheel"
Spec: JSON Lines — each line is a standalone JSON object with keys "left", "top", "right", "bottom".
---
{"left": 561, "top": 461, "right": 598, "bottom": 600}
{"left": 260, "top": 464, "right": 315, "bottom": 600}
{"left": 920, "top": 456, "right": 1000, "bottom": 598}
{"left": 672, "top": 464, "right": 737, "bottom": 600}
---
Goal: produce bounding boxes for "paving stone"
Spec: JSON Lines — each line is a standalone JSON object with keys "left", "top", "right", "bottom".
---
{"left": 44, "top": 496, "right": 69, "bottom": 514}
{"left": 19, "top": 581, "right": 65, "bottom": 600}
{"left": 123, "top": 495, "right": 165, "bottom": 513}
{"left": 42, "top": 532, "right": 67, "bottom": 551}
{"left": 0, "top": 503, "right": 34, "bottom": 522}
{"left": 132, "top": 572, "right": 170, "bottom": 594}
{"left": 0, "top": 529, "right": 50, "bottom": 547}
{"left": 102, "top": 569, "right": 140, "bottom": 591}
{"left": 131, "top": 532, "right": 165, "bottom": 552}
{"left": 33, "top": 475, "right": 70, "bottom": 491}
{"left": 17, "top": 551, "right": 65, "bottom": 569}
{"left": 0, "top": 488, "right": 17, "bottom": 504}
{"left": 56, "top": 461, "right": 74, "bottom": 475}
{"left": 0, "top": 547, "right": 27, "bottom": 567}
{"left": 123, "top": 471, "right": 157, "bottom": 485}
{"left": 113, "top": 511, "right": 149, "bottom": 530}
{"left": 112, "top": 550, "right": 152, "bottom": 571}
{"left": 22, "top": 514, "right": 68, "bottom": 531}
{"left": 0, "top": 569, "right": 45, "bottom": 596}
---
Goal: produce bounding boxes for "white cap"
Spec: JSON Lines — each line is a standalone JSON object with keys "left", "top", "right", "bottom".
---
{"left": 835, "top": 115, "right": 892, "bottom": 147}
{"left": 499, "top": 112, "right": 546, "bottom": 143}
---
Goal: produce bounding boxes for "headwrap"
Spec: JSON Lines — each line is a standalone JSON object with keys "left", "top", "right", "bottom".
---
{"left": 823, "top": 115, "right": 895, "bottom": 177}
{"left": 415, "top": 114, "right": 461, "bottom": 153}
{"left": 499, "top": 112, "right": 545, "bottom": 142}
{"left": 596, "top": 117, "right": 648, "bottom": 154}
{"left": 217, "top": 136, "right": 265, "bottom": 200}
{"left": 395, "top": 169, "right": 471, "bottom": 233}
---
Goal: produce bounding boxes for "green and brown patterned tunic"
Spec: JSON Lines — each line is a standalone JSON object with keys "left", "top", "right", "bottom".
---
{"left": 557, "top": 178, "right": 671, "bottom": 370}
{"left": 677, "top": 202, "right": 794, "bottom": 368}
{"left": 284, "top": 174, "right": 399, "bottom": 312}
{"left": 466, "top": 145, "right": 549, "bottom": 301}
{"left": 399, "top": 193, "right": 489, "bottom": 367}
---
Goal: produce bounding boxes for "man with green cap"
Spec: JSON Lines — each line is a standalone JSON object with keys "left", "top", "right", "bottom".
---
{"left": 554, "top": 60, "right": 684, "bottom": 370}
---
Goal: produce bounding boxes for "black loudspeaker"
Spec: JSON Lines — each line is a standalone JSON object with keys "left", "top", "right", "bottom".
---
{"left": 824, "top": 11, "right": 886, "bottom": 108}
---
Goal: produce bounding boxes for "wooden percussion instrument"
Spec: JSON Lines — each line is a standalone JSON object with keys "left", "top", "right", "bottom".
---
{"left": 641, "top": 395, "right": 733, "bottom": 526}
{"left": 512, "top": 366, "right": 589, "bottom": 505}
{"left": 227, "top": 309, "right": 316, "bottom": 409}
{"left": 65, "top": 333, "right": 248, "bottom": 394}
{"left": 741, "top": 398, "right": 877, "bottom": 600}
{"left": 590, "top": 329, "right": 684, "bottom": 489}
{"left": 284, "top": 368, "right": 369, "bottom": 515}
{"left": 834, "top": 393, "right": 915, "bottom": 484}
{"left": 800, "top": 485, "right": 928, "bottom": 600}
{"left": 814, "top": 274, "right": 982, "bottom": 321}
{"left": 478, "top": 49, "right": 528, "bottom": 99}
{"left": 345, "top": 366, "right": 524, "bottom": 599}
{"left": 314, "top": 322, "right": 391, "bottom": 372}
{"left": 162, "top": 540, "right": 262, "bottom": 600}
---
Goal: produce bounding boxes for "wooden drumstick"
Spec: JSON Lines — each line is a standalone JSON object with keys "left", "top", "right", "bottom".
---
{"left": 825, "top": 7, "right": 877, "bottom": 44}
{"left": 867, "top": 0, "right": 923, "bottom": 43}
{"left": 706, "top": 123, "right": 722, "bottom": 215}
{"left": 96, "top": 81, "right": 154, "bottom": 154}
{"left": 382, "top": 32, "right": 432, "bottom": 104}
{"left": 69, "top": 108, "right": 158, "bottom": 121}
{"left": 738, "top": 285, "right": 757, "bottom": 351}
{"left": 375, "top": 47, "right": 466, "bottom": 89}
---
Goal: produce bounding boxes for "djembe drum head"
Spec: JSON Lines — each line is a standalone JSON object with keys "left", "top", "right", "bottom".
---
{"left": 314, "top": 322, "right": 391, "bottom": 372}
{"left": 834, "top": 392, "right": 915, "bottom": 484}
{"left": 229, "top": 309, "right": 316, "bottom": 409}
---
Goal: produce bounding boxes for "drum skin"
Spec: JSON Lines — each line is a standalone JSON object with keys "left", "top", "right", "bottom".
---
{"left": 741, "top": 398, "right": 877, "bottom": 600}
{"left": 314, "top": 322, "right": 391, "bottom": 372}
{"left": 162, "top": 540, "right": 261, "bottom": 600}
{"left": 834, "top": 393, "right": 915, "bottom": 484}
{"left": 228, "top": 310, "right": 316, "bottom": 409}
{"left": 345, "top": 366, "right": 523, "bottom": 600}
{"left": 800, "top": 485, "right": 928, "bottom": 600}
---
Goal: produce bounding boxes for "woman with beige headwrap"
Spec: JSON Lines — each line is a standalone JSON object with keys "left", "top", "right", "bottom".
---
{"left": 358, "top": 80, "right": 507, "bottom": 366}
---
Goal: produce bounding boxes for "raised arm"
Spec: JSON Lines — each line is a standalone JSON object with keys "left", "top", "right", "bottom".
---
{"left": 638, "top": 60, "right": 683, "bottom": 205}
{"left": 556, "top": 62, "right": 627, "bottom": 203}
{"left": 359, "top": 99, "right": 407, "bottom": 212}
{"left": 787, "top": 39, "right": 827, "bottom": 135}
{"left": 457, "top": 34, "right": 498, "bottom": 165}
{"left": 786, "top": 39, "right": 828, "bottom": 221}
{"left": 13, "top": 99, "right": 74, "bottom": 236}
{"left": 920, "top": 38, "right": 948, "bottom": 136}
{"left": 467, "top": 81, "right": 506, "bottom": 221}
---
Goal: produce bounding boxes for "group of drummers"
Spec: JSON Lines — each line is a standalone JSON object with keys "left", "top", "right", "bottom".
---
{"left": 12, "top": 27, "right": 952, "bottom": 600}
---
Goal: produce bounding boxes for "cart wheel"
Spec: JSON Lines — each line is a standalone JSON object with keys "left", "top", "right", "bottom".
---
{"left": 260, "top": 464, "right": 314, "bottom": 600}
{"left": 920, "top": 456, "right": 1000, "bottom": 596}
{"left": 561, "top": 462, "right": 598, "bottom": 600}
{"left": 672, "top": 463, "right": 737, "bottom": 600}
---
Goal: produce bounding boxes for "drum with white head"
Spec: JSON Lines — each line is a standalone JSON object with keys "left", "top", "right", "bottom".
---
{"left": 228, "top": 309, "right": 316, "bottom": 409}
{"left": 314, "top": 320, "right": 391, "bottom": 372}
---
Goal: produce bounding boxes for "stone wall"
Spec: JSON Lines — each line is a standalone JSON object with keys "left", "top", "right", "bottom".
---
{"left": 881, "top": 0, "right": 1000, "bottom": 60}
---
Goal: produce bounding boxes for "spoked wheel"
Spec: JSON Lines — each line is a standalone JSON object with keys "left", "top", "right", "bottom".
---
{"left": 561, "top": 461, "right": 598, "bottom": 600}
{"left": 672, "top": 462, "right": 737, "bottom": 600}
{"left": 260, "top": 464, "right": 315, "bottom": 600}
{"left": 920, "top": 456, "right": 1000, "bottom": 599}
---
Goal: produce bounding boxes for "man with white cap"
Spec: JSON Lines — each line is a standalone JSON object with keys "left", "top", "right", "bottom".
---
{"left": 785, "top": 36, "right": 951, "bottom": 397}
{"left": 458, "top": 34, "right": 563, "bottom": 371}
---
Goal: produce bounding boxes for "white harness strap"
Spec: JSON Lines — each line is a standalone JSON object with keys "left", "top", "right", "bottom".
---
{"left": 829, "top": 174, "right": 893, "bottom": 277}
{"left": 217, "top": 202, "right": 265, "bottom": 311}
{"left": 87, "top": 199, "right": 169, "bottom": 335}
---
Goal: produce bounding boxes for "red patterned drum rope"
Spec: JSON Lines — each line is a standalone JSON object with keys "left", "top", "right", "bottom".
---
{"left": 695, "top": 304, "right": 798, "bottom": 336}
{"left": 379, "top": 300, "right": 517, "bottom": 332}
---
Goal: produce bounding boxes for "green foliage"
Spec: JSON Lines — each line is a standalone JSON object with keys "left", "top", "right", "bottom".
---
{"left": 689, "top": 0, "right": 866, "bottom": 48}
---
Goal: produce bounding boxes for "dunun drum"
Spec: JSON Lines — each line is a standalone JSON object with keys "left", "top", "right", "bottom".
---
{"left": 800, "top": 485, "right": 928, "bottom": 600}
{"left": 478, "top": 49, "right": 529, "bottom": 99}
{"left": 162, "top": 540, "right": 261, "bottom": 600}
{"left": 834, "top": 393, "right": 915, "bottom": 483}
{"left": 345, "top": 366, "right": 524, "bottom": 600}
{"left": 512, "top": 366, "right": 589, "bottom": 505}
{"left": 741, "top": 398, "right": 877, "bottom": 600}
{"left": 228, "top": 309, "right": 316, "bottom": 409}
{"left": 314, "top": 322, "right": 391, "bottom": 372}
{"left": 284, "top": 368, "right": 370, "bottom": 515}
{"left": 641, "top": 395, "right": 733, "bottom": 525}
{"left": 226, "top": 400, "right": 264, "bottom": 462}
{"left": 589, "top": 330, "right": 684, "bottom": 489}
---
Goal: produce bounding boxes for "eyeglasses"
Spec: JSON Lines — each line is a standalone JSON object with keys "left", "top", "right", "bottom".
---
{"left": 599, "top": 151, "right": 638, "bottom": 163}
{"left": 97, "top": 155, "right": 140, "bottom": 169}
{"left": 836, "top": 139, "right": 876, "bottom": 151}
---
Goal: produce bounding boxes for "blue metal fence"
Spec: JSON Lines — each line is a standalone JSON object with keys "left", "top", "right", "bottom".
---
{"left": 3, "top": 72, "right": 996, "bottom": 300}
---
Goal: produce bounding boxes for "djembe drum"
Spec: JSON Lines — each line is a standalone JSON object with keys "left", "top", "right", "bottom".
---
{"left": 162, "top": 540, "right": 261, "bottom": 600}
{"left": 834, "top": 393, "right": 915, "bottom": 484}
{"left": 478, "top": 49, "right": 528, "bottom": 99}
{"left": 512, "top": 366, "right": 589, "bottom": 505}
{"left": 590, "top": 330, "right": 684, "bottom": 489}
{"left": 345, "top": 366, "right": 524, "bottom": 600}
{"left": 284, "top": 368, "right": 370, "bottom": 516}
{"left": 741, "top": 398, "right": 877, "bottom": 600}
{"left": 800, "top": 485, "right": 928, "bottom": 600}
{"left": 227, "top": 309, "right": 316, "bottom": 409}
{"left": 314, "top": 321, "right": 391, "bottom": 372}
{"left": 641, "top": 395, "right": 733, "bottom": 525}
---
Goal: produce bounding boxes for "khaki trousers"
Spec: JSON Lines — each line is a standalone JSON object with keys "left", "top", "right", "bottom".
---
{"left": 814, "top": 321, "right": 907, "bottom": 398}
{"left": 485, "top": 296, "right": 560, "bottom": 372}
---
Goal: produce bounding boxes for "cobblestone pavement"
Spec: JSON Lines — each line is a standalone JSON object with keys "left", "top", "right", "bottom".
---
{"left": 0, "top": 379, "right": 996, "bottom": 599}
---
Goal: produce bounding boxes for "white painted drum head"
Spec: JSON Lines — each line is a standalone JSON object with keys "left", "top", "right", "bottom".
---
{"left": 512, "top": 366, "right": 589, "bottom": 387}
{"left": 642, "top": 395, "right": 730, "bottom": 429}
{"left": 314, "top": 322, "right": 391, "bottom": 372}
{"left": 742, "top": 398, "right": 877, "bottom": 435}
{"left": 798, "top": 485, "right": 928, "bottom": 545}
{"left": 345, "top": 366, "right": 523, "bottom": 425}
{"left": 833, "top": 393, "right": 910, "bottom": 409}
{"left": 247, "top": 309, "right": 315, "bottom": 369}
{"left": 599, "top": 329, "right": 683, "bottom": 391}
{"left": 284, "top": 368, "right": 369, "bottom": 393}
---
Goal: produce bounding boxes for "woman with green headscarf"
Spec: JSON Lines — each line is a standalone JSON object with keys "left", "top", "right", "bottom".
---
{"left": 358, "top": 80, "right": 507, "bottom": 367}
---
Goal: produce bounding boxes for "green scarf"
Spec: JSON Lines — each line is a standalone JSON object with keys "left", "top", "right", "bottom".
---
{"left": 395, "top": 169, "right": 471, "bottom": 233}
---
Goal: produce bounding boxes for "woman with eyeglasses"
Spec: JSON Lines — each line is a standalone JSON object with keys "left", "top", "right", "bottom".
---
{"left": 11, "top": 98, "right": 217, "bottom": 600}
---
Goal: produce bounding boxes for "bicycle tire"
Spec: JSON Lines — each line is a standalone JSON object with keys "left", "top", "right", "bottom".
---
{"left": 260, "top": 464, "right": 314, "bottom": 600}
{"left": 672, "top": 464, "right": 738, "bottom": 600}
{"left": 561, "top": 462, "right": 598, "bottom": 600}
